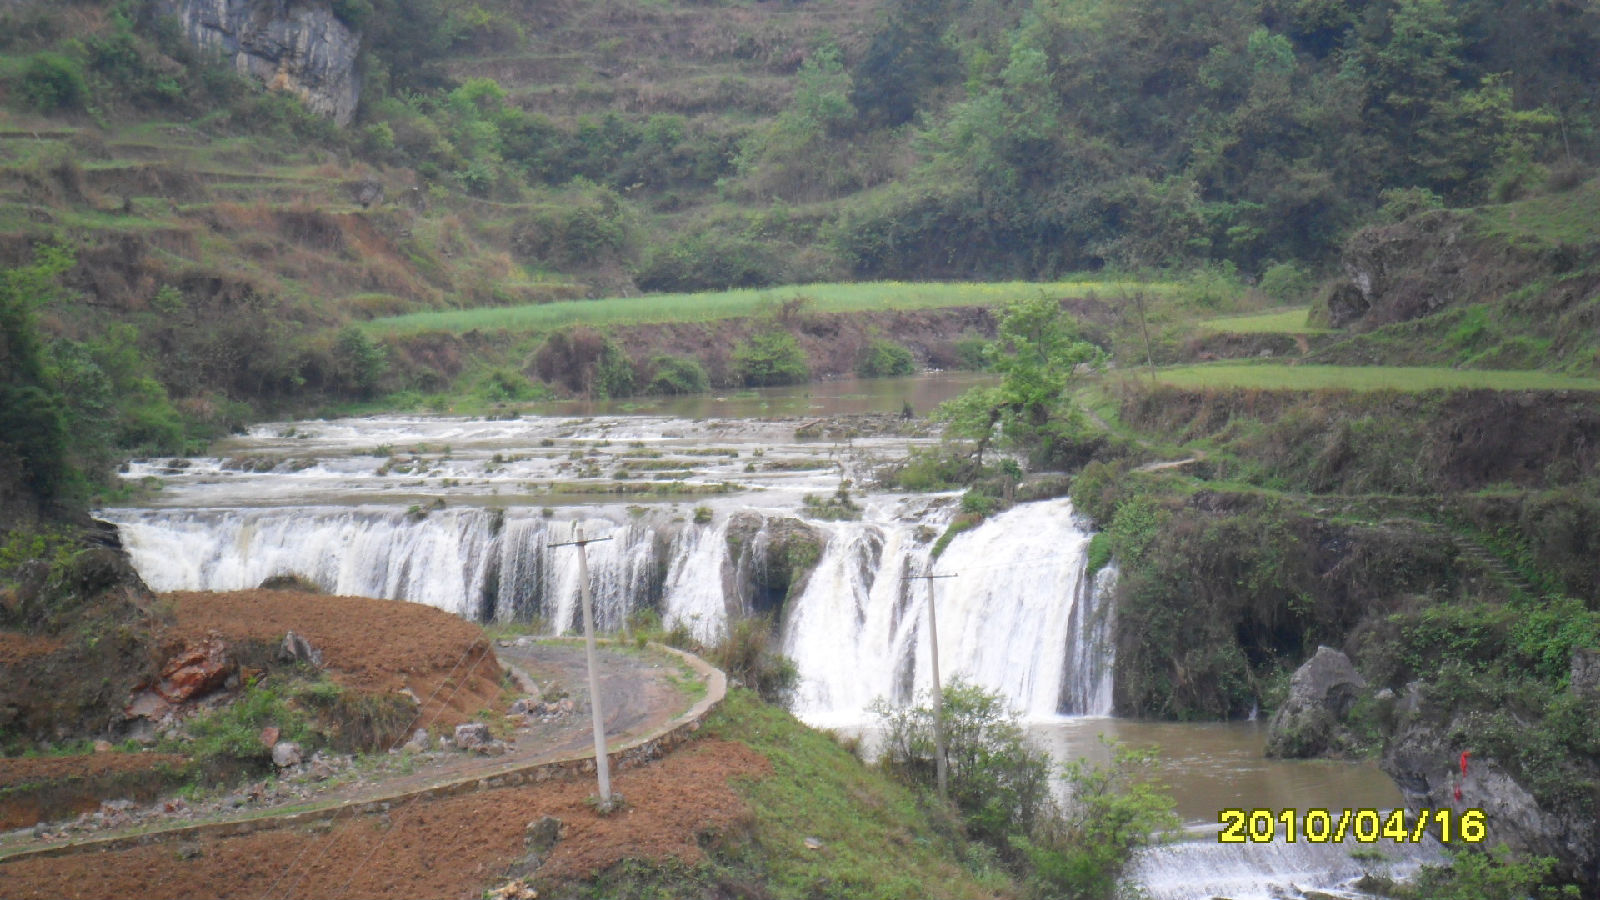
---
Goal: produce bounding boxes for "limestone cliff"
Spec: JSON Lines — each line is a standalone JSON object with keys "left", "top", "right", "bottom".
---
{"left": 158, "top": 0, "right": 362, "bottom": 125}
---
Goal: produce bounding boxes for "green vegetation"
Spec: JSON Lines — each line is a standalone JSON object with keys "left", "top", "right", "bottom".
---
{"left": 645, "top": 355, "right": 709, "bottom": 396}
{"left": 567, "top": 688, "right": 1011, "bottom": 899}
{"left": 1199, "top": 307, "right": 1328, "bottom": 334}
{"left": 856, "top": 338, "right": 916, "bottom": 377}
{"left": 1389, "top": 846, "right": 1580, "bottom": 900}
{"left": 364, "top": 280, "right": 1154, "bottom": 337}
{"left": 1147, "top": 363, "right": 1600, "bottom": 393}
{"left": 875, "top": 680, "right": 1177, "bottom": 899}
{"left": 731, "top": 330, "right": 809, "bottom": 388}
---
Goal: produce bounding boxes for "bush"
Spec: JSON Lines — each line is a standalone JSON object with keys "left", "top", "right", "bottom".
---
{"left": 732, "top": 331, "right": 809, "bottom": 387}
{"left": 706, "top": 616, "right": 798, "bottom": 707}
{"left": 1015, "top": 742, "right": 1179, "bottom": 900}
{"left": 1397, "top": 846, "right": 1577, "bottom": 900}
{"left": 19, "top": 53, "right": 86, "bottom": 112}
{"left": 875, "top": 679, "right": 1055, "bottom": 846}
{"left": 1256, "top": 261, "right": 1313, "bottom": 302}
{"left": 646, "top": 355, "right": 709, "bottom": 395}
{"left": 334, "top": 326, "right": 389, "bottom": 398}
{"left": 473, "top": 367, "right": 544, "bottom": 403}
{"left": 533, "top": 327, "right": 635, "bottom": 398}
{"left": 856, "top": 338, "right": 916, "bottom": 377}
{"left": 330, "top": 0, "right": 375, "bottom": 31}
{"left": 636, "top": 232, "right": 788, "bottom": 293}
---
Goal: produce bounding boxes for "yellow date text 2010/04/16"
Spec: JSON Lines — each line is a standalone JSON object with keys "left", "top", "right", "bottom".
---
{"left": 1216, "top": 808, "right": 1486, "bottom": 844}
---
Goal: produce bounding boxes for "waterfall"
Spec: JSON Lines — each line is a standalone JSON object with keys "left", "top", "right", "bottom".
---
{"left": 102, "top": 497, "right": 1112, "bottom": 723}
{"left": 1132, "top": 825, "right": 1444, "bottom": 900}
{"left": 1061, "top": 566, "right": 1117, "bottom": 715}
{"left": 102, "top": 507, "right": 662, "bottom": 632}
{"left": 784, "top": 498, "right": 1107, "bottom": 725}
{"left": 661, "top": 516, "right": 733, "bottom": 643}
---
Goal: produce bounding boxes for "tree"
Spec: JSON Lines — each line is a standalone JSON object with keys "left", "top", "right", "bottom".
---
{"left": 874, "top": 678, "right": 1054, "bottom": 845}
{"left": 1014, "top": 740, "right": 1180, "bottom": 900}
{"left": 937, "top": 294, "right": 1104, "bottom": 472}
{"left": 1, "top": 245, "right": 76, "bottom": 501}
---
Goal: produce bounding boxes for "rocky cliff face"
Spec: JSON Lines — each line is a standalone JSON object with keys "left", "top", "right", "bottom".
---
{"left": 1380, "top": 677, "right": 1600, "bottom": 888}
{"left": 159, "top": 0, "right": 361, "bottom": 125}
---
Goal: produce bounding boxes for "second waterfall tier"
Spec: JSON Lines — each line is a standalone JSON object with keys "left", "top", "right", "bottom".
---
{"left": 103, "top": 497, "right": 1114, "bottom": 723}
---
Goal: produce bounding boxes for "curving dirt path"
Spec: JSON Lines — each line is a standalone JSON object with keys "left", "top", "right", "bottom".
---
{"left": 0, "top": 634, "right": 722, "bottom": 858}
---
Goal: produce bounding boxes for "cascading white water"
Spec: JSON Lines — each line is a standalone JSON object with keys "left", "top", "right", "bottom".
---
{"left": 96, "top": 406, "right": 1446, "bottom": 898}
{"left": 660, "top": 517, "right": 734, "bottom": 643}
{"left": 1061, "top": 566, "right": 1117, "bottom": 716}
{"left": 103, "top": 507, "right": 663, "bottom": 632}
{"left": 1133, "top": 825, "right": 1444, "bottom": 900}
{"left": 104, "top": 495, "right": 1114, "bottom": 724}
{"left": 783, "top": 498, "right": 1114, "bottom": 725}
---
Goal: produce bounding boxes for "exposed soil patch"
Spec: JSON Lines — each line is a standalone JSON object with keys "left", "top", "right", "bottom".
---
{"left": 0, "top": 753, "right": 187, "bottom": 831}
{"left": 0, "top": 632, "right": 62, "bottom": 666}
{"left": 167, "top": 590, "right": 504, "bottom": 729}
{"left": 0, "top": 754, "right": 187, "bottom": 792}
{"left": 0, "top": 739, "right": 770, "bottom": 900}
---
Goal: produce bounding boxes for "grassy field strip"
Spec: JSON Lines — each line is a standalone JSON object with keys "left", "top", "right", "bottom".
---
{"left": 364, "top": 279, "right": 1180, "bottom": 336}
{"left": 1145, "top": 362, "right": 1600, "bottom": 392}
{"left": 1198, "top": 307, "right": 1331, "bottom": 334}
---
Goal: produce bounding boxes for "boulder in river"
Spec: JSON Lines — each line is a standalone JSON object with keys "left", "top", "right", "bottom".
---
{"left": 1265, "top": 646, "right": 1367, "bottom": 758}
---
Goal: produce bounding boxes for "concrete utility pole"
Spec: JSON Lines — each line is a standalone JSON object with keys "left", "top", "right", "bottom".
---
{"left": 911, "top": 571, "right": 958, "bottom": 801}
{"left": 550, "top": 526, "right": 615, "bottom": 808}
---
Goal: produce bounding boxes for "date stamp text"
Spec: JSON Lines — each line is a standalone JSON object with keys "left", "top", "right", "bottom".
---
{"left": 1217, "top": 808, "right": 1486, "bottom": 844}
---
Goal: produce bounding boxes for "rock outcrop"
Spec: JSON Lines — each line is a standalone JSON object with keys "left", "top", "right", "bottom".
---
{"left": 157, "top": 0, "right": 362, "bottom": 124}
{"left": 1265, "top": 646, "right": 1368, "bottom": 758}
{"left": 1381, "top": 678, "right": 1600, "bottom": 888}
{"left": 725, "top": 513, "right": 826, "bottom": 615}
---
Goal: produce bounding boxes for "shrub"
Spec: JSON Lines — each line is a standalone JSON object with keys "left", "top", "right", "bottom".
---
{"left": 330, "top": 0, "right": 375, "bottom": 31}
{"left": 1015, "top": 741, "right": 1179, "bottom": 900}
{"left": 635, "top": 232, "right": 788, "bottom": 293}
{"left": 952, "top": 336, "right": 991, "bottom": 370}
{"left": 856, "top": 338, "right": 916, "bottom": 377}
{"left": 334, "top": 326, "right": 389, "bottom": 398}
{"left": 959, "top": 488, "right": 1000, "bottom": 517}
{"left": 706, "top": 616, "right": 798, "bottom": 707}
{"left": 473, "top": 367, "right": 544, "bottom": 403}
{"left": 732, "top": 331, "right": 809, "bottom": 387}
{"left": 19, "top": 53, "right": 86, "bottom": 112}
{"left": 1256, "top": 261, "right": 1312, "bottom": 302}
{"left": 874, "top": 678, "right": 1054, "bottom": 845}
{"left": 533, "top": 327, "right": 635, "bottom": 398}
{"left": 646, "top": 355, "right": 709, "bottom": 395}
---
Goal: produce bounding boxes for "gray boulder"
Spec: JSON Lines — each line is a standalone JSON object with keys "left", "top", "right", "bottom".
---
{"left": 454, "top": 722, "right": 491, "bottom": 750}
{"left": 1382, "top": 685, "right": 1600, "bottom": 889}
{"left": 1265, "top": 646, "right": 1367, "bottom": 758}
{"left": 280, "top": 630, "right": 324, "bottom": 667}
{"left": 271, "top": 740, "right": 303, "bottom": 768}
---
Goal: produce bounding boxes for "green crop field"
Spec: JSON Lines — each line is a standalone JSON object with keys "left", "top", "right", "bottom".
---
{"left": 1198, "top": 307, "right": 1331, "bottom": 334}
{"left": 1142, "top": 362, "right": 1600, "bottom": 392}
{"left": 363, "top": 280, "right": 1180, "bottom": 336}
